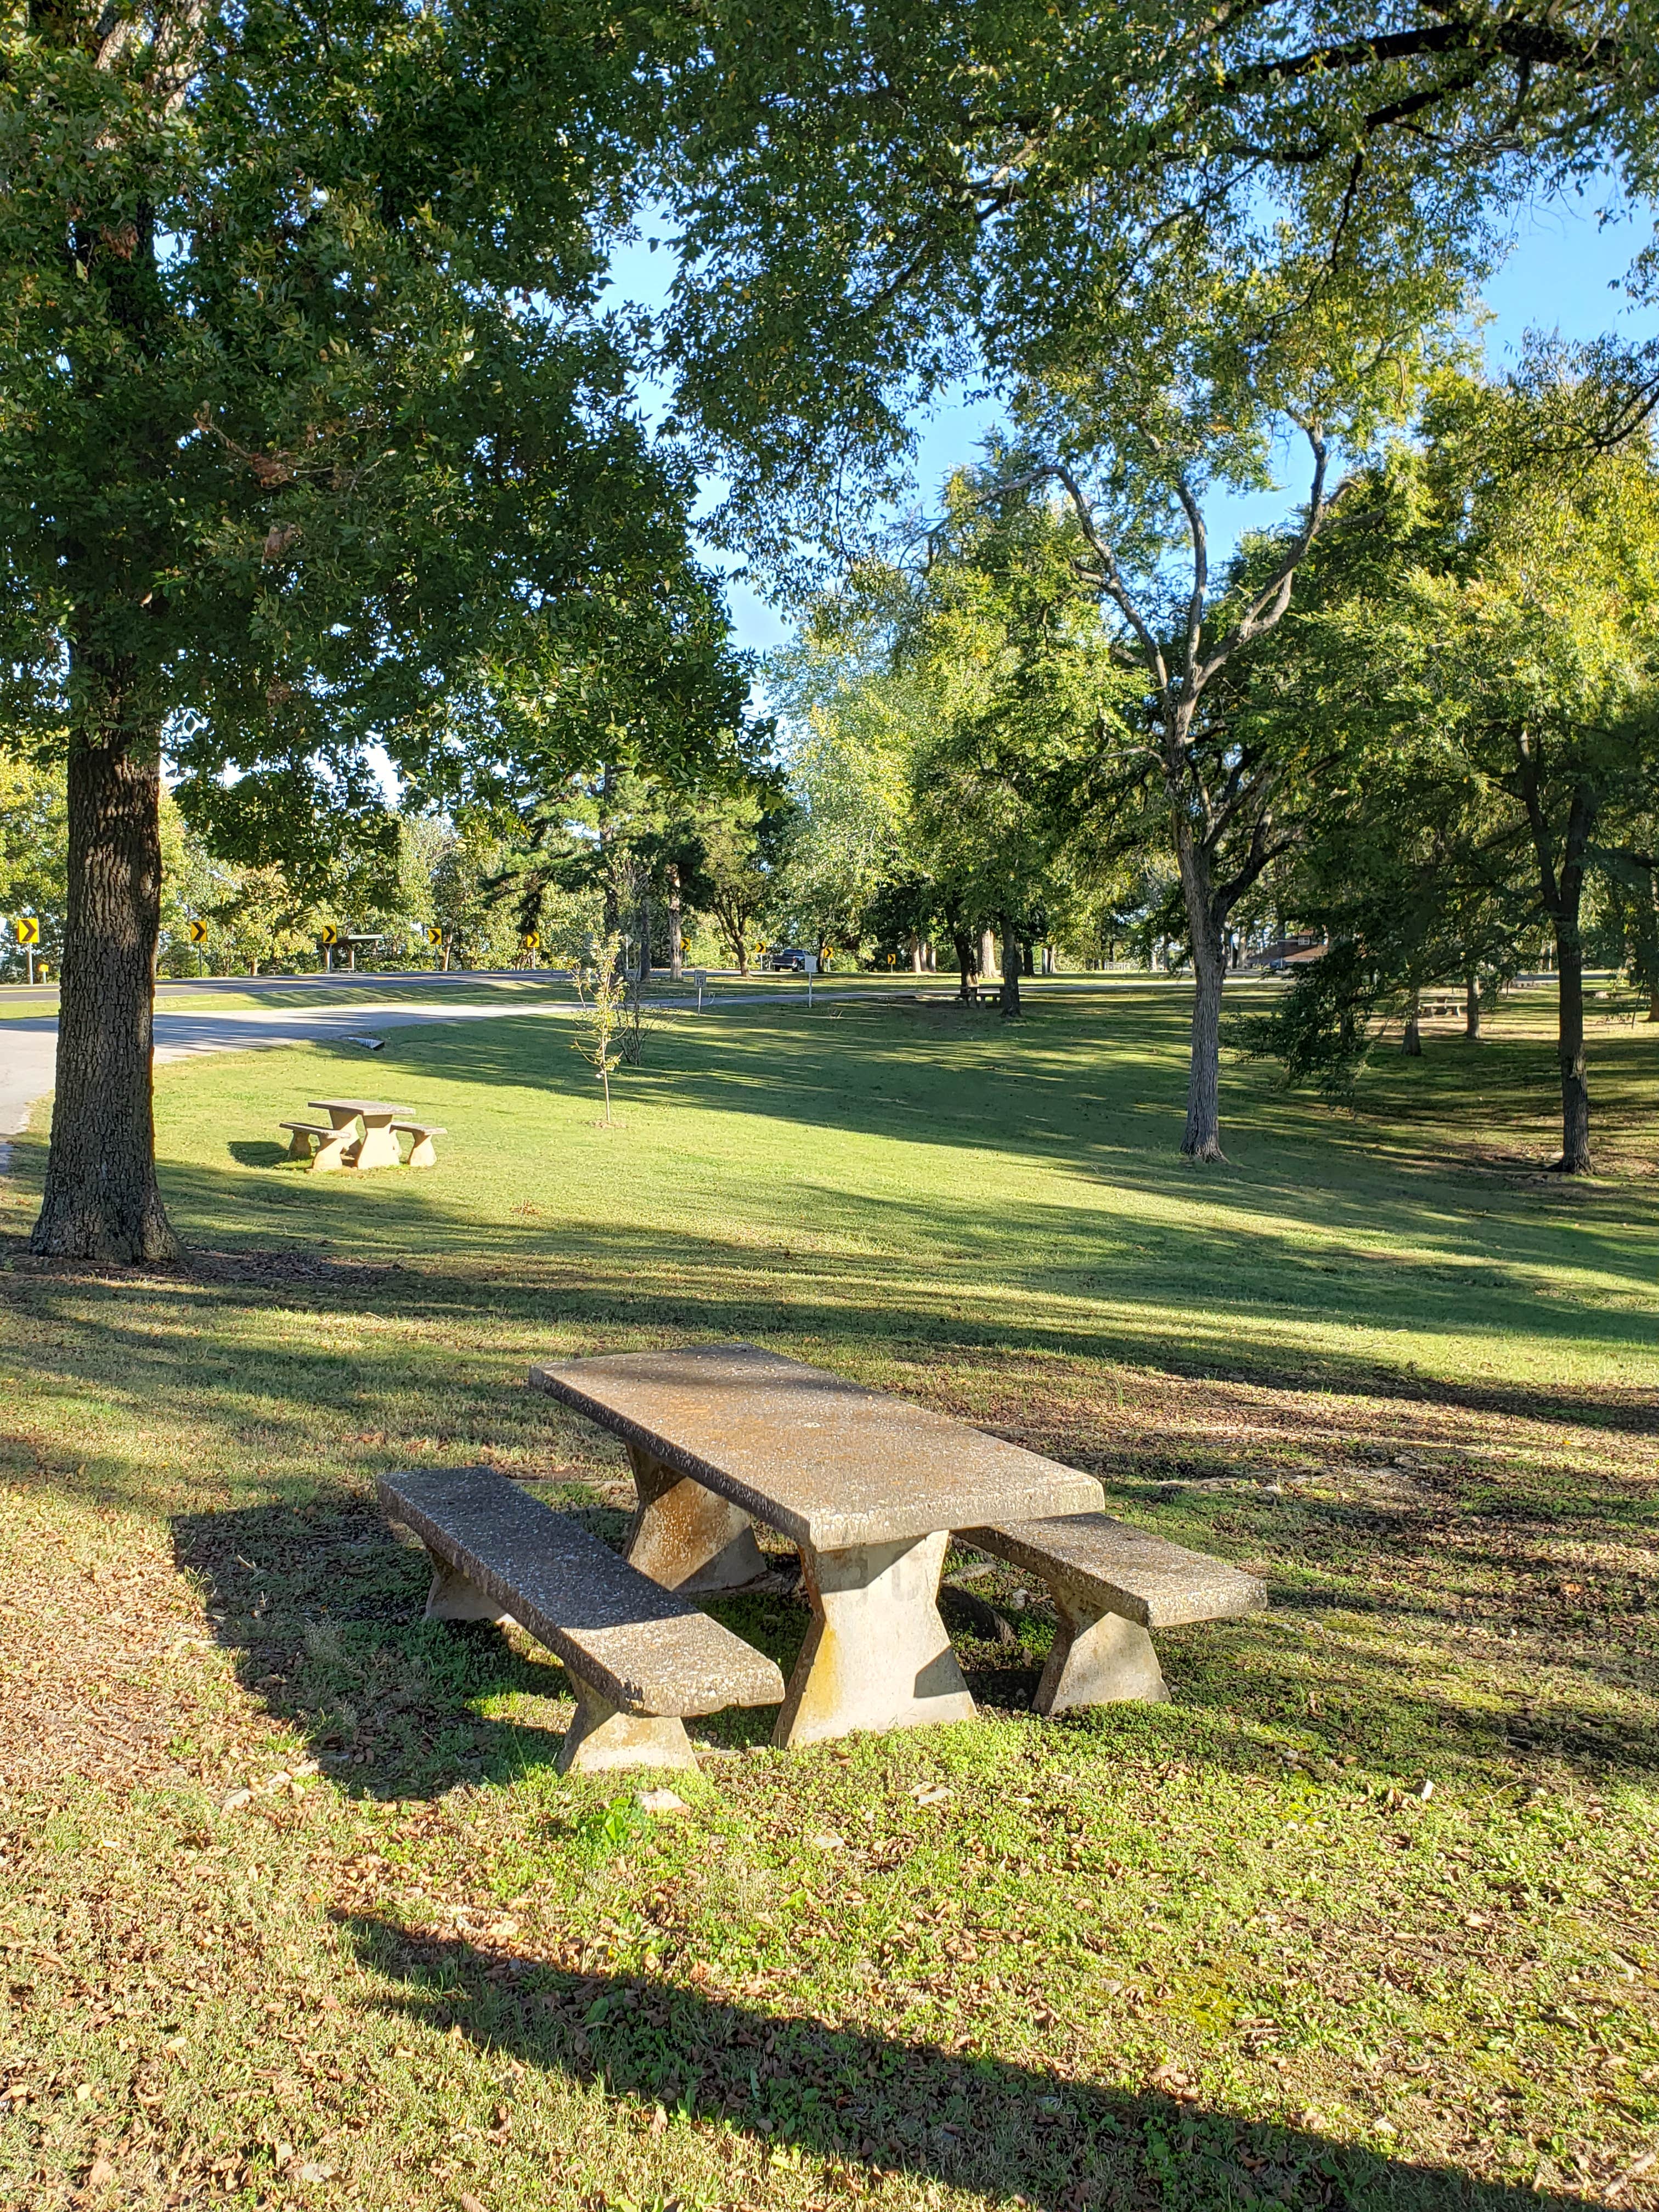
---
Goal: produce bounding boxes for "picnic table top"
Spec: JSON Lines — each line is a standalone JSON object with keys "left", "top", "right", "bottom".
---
{"left": 528, "top": 1342, "right": 1105, "bottom": 1553}
{"left": 308, "top": 1097, "right": 407, "bottom": 1116}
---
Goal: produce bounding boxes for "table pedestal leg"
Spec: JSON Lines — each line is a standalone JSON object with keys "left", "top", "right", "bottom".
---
{"left": 625, "top": 1447, "right": 767, "bottom": 1594}
{"left": 422, "top": 1556, "right": 515, "bottom": 1626}
{"left": 774, "top": 1530, "right": 975, "bottom": 1746}
{"left": 1034, "top": 1599, "right": 1167, "bottom": 1713}
{"left": 556, "top": 1679, "right": 700, "bottom": 1775}
{"left": 354, "top": 1124, "right": 402, "bottom": 1171}
{"left": 312, "top": 1129, "right": 358, "bottom": 1172}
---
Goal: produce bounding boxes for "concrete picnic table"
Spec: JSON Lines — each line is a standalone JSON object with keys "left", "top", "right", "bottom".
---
{"left": 309, "top": 1098, "right": 408, "bottom": 1172}
{"left": 528, "top": 1342, "right": 1105, "bottom": 1747}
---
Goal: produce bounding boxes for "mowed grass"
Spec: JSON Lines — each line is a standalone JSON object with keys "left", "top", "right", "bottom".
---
{"left": 0, "top": 982, "right": 1655, "bottom": 2212}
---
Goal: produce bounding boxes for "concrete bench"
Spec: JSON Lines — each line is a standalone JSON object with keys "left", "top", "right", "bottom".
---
{"left": 957, "top": 1514, "right": 1267, "bottom": 1712}
{"left": 391, "top": 1118, "right": 446, "bottom": 1167}
{"left": 378, "top": 1465, "right": 785, "bottom": 1773}
{"left": 279, "top": 1118, "right": 358, "bottom": 1170}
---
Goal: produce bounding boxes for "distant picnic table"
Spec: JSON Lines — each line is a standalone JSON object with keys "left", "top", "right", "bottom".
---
{"left": 280, "top": 1098, "right": 446, "bottom": 1171}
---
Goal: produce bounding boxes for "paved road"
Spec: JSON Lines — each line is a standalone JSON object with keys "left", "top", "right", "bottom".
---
{"left": 0, "top": 1000, "right": 574, "bottom": 1162}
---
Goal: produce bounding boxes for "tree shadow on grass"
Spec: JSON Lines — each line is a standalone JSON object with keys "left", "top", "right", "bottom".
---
{"left": 170, "top": 1491, "right": 1659, "bottom": 1808}
{"left": 169, "top": 1497, "right": 807, "bottom": 1799}
{"left": 227, "top": 1139, "right": 292, "bottom": 1168}
{"left": 341, "top": 1915, "right": 1585, "bottom": 2212}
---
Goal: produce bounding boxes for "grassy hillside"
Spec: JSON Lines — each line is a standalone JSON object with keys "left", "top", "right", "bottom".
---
{"left": 1, "top": 983, "right": 1654, "bottom": 2212}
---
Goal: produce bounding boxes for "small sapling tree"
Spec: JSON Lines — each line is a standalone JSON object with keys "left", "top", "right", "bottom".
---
{"left": 574, "top": 935, "right": 626, "bottom": 1126}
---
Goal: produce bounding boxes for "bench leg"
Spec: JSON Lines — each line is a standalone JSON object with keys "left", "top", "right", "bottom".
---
{"left": 311, "top": 1130, "right": 358, "bottom": 1172}
{"left": 405, "top": 1135, "right": 438, "bottom": 1167}
{"left": 1034, "top": 1598, "right": 1168, "bottom": 1713}
{"left": 626, "top": 1447, "right": 768, "bottom": 1595}
{"left": 557, "top": 1678, "right": 700, "bottom": 1775}
{"left": 422, "top": 1556, "right": 515, "bottom": 1626}
{"left": 773, "top": 1530, "right": 975, "bottom": 1747}
{"left": 285, "top": 1129, "right": 318, "bottom": 1161}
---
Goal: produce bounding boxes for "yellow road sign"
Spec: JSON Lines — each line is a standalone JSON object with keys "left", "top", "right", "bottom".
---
{"left": 426, "top": 925, "right": 443, "bottom": 947}
{"left": 14, "top": 917, "right": 39, "bottom": 947}
{"left": 188, "top": 919, "right": 208, "bottom": 945}
{"left": 320, "top": 924, "right": 340, "bottom": 947}
{"left": 522, "top": 932, "right": 540, "bottom": 951}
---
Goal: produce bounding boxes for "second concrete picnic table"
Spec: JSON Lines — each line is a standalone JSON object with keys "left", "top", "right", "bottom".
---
{"left": 529, "top": 1342, "right": 1105, "bottom": 1747}
{"left": 310, "top": 1098, "right": 407, "bottom": 1171}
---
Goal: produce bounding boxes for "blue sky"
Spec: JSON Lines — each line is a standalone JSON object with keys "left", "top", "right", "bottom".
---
{"left": 604, "top": 189, "right": 1655, "bottom": 662}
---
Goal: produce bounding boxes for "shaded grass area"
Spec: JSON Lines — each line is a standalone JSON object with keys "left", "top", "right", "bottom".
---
{"left": 0, "top": 985, "right": 1655, "bottom": 2210}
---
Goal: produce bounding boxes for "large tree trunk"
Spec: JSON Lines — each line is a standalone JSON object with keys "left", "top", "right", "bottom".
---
{"left": 1556, "top": 932, "right": 1591, "bottom": 1172}
{"left": 1401, "top": 986, "right": 1423, "bottom": 1056}
{"left": 998, "top": 913, "right": 1022, "bottom": 1017}
{"left": 1173, "top": 822, "right": 1226, "bottom": 1162}
{"left": 667, "top": 865, "right": 683, "bottom": 980}
{"left": 31, "top": 731, "right": 180, "bottom": 1263}
{"left": 1182, "top": 936, "right": 1226, "bottom": 1160}
{"left": 979, "top": 926, "right": 997, "bottom": 981}
{"left": 1464, "top": 974, "right": 1482, "bottom": 1041}
{"left": 1517, "top": 753, "right": 1595, "bottom": 1173}
{"left": 952, "top": 928, "right": 974, "bottom": 1002}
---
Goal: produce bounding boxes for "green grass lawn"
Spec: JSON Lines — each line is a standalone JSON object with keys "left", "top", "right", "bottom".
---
{"left": 1, "top": 984, "right": 1655, "bottom": 2212}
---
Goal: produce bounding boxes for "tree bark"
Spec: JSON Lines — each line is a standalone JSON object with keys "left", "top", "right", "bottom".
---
{"left": 31, "top": 729, "right": 180, "bottom": 1263}
{"left": 909, "top": 934, "right": 923, "bottom": 974}
{"left": 1173, "top": 817, "right": 1227, "bottom": 1162}
{"left": 667, "top": 865, "right": 682, "bottom": 980}
{"left": 998, "top": 913, "right": 1022, "bottom": 1017}
{"left": 1182, "top": 934, "right": 1226, "bottom": 1159}
{"left": 952, "top": 927, "right": 974, "bottom": 1002}
{"left": 979, "top": 925, "right": 997, "bottom": 982}
{"left": 1556, "top": 934, "right": 1590, "bottom": 1172}
{"left": 1516, "top": 747, "right": 1595, "bottom": 1173}
{"left": 1463, "top": 974, "right": 1482, "bottom": 1041}
{"left": 1401, "top": 988, "right": 1423, "bottom": 1056}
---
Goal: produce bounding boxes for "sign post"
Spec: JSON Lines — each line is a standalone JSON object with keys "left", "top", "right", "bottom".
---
{"left": 320, "top": 923, "right": 340, "bottom": 973}
{"left": 522, "top": 930, "right": 539, "bottom": 970}
{"left": 425, "top": 923, "right": 444, "bottom": 972}
{"left": 14, "top": 915, "right": 40, "bottom": 986}
{"left": 188, "top": 917, "right": 208, "bottom": 977}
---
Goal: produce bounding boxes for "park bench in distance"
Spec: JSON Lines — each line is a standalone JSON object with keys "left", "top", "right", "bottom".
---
{"left": 391, "top": 1116, "right": 445, "bottom": 1167}
{"left": 958, "top": 1514, "right": 1267, "bottom": 1711}
{"left": 279, "top": 1118, "right": 357, "bottom": 1170}
{"left": 377, "top": 1465, "right": 785, "bottom": 1773}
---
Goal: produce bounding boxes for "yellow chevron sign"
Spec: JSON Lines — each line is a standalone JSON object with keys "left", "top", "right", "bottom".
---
{"left": 13, "top": 917, "right": 38, "bottom": 947}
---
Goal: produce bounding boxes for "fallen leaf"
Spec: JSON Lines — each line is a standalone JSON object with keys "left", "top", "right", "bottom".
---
{"left": 911, "top": 1784, "right": 951, "bottom": 1807}
{"left": 84, "top": 2154, "right": 116, "bottom": 2189}
{"left": 637, "top": 1788, "right": 687, "bottom": 1815}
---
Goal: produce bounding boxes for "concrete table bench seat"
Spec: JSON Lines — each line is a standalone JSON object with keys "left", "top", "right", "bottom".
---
{"left": 529, "top": 1343, "right": 1106, "bottom": 1747}
{"left": 279, "top": 1118, "right": 359, "bottom": 1170}
{"left": 391, "top": 1118, "right": 447, "bottom": 1167}
{"left": 377, "top": 1464, "right": 785, "bottom": 1773}
{"left": 958, "top": 1515, "right": 1267, "bottom": 1712}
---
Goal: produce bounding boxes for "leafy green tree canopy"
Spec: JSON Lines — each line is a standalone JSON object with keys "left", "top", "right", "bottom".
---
{"left": 1, "top": 0, "right": 748, "bottom": 1259}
